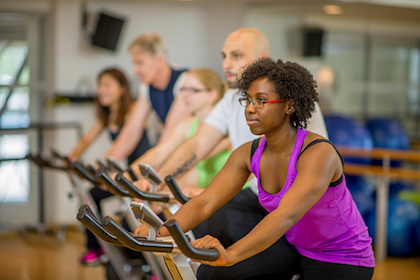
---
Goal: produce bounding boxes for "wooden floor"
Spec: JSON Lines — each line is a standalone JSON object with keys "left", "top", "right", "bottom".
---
{"left": 0, "top": 229, "right": 106, "bottom": 280}
{"left": 0, "top": 228, "right": 420, "bottom": 280}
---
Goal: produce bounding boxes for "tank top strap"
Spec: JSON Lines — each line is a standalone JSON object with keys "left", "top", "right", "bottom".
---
{"left": 187, "top": 118, "right": 199, "bottom": 138}
{"left": 292, "top": 128, "right": 309, "bottom": 160}
{"left": 250, "top": 136, "right": 266, "bottom": 176}
{"left": 284, "top": 128, "right": 309, "bottom": 189}
{"left": 297, "top": 138, "right": 344, "bottom": 167}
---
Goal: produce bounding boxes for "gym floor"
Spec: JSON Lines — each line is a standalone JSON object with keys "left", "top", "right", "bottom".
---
{"left": 0, "top": 228, "right": 419, "bottom": 280}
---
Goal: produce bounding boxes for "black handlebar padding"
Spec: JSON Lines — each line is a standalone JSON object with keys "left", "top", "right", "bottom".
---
{"left": 127, "top": 166, "right": 138, "bottom": 181}
{"left": 164, "top": 219, "right": 219, "bottom": 261}
{"left": 106, "top": 158, "right": 125, "bottom": 173}
{"left": 164, "top": 176, "right": 190, "bottom": 204}
{"left": 50, "top": 149, "right": 66, "bottom": 160}
{"left": 114, "top": 173, "right": 170, "bottom": 203}
{"left": 26, "top": 153, "right": 67, "bottom": 170}
{"left": 26, "top": 154, "right": 46, "bottom": 167}
{"left": 96, "top": 159, "right": 109, "bottom": 170}
{"left": 102, "top": 216, "right": 173, "bottom": 253}
{"left": 81, "top": 203, "right": 96, "bottom": 217}
{"left": 28, "top": 154, "right": 51, "bottom": 167}
{"left": 86, "top": 165, "right": 97, "bottom": 177}
{"left": 72, "top": 162, "right": 101, "bottom": 185}
{"left": 95, "top": 167, "right": 130, "bottom": 197}
{"left": 77, "top": 205, "right": 122, "bottom": 246}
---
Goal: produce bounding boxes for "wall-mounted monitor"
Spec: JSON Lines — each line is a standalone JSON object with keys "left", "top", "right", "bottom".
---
{"left": 302, "top": 27, "right": 324, "bottom": 57}
{"left": 91, "top": 12, "right": 125, "bottom": 51}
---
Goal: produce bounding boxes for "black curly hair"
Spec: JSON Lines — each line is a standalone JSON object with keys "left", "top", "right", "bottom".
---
{"left": 237, "top": 57, "right": 318, "bottom": 129}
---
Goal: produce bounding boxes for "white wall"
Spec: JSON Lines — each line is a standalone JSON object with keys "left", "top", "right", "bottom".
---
{"left": 47, "top": 0, "right": 245, "bottom": 225}
{"left": 244, "top": 4, "right": 420, "bottom": 73}
{"left": 53, "top": 0, "right": 245, "bottom": 92}
{"left": 1, "top": 0, "right": 419, "bottom": 229}
{"left": 0, "top": 0, "right": 247, "bottom": 229}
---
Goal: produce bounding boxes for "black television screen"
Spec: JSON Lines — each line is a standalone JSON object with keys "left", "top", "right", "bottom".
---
{"left": 302, "top": 28, "right": 324, "bottom": 57}
{"left": 91, "top": 12, "right": 125, "bottom": 51}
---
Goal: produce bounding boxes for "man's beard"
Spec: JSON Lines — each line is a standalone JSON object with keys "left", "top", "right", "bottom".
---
{"left": 227, "top": 79, "right": 238, "bottom": 89}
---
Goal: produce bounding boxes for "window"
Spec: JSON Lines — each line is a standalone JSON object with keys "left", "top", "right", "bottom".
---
{"left": 0, "top": 25, "right": 30, "bottom": 203}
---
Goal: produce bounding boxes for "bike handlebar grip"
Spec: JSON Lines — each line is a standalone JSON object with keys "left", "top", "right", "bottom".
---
{"left": 77, "top": 205, "right": 122, "bottom": 246}
{"left": 165, "top": 219, "right": 219, "bottom": 261}
{"left": 138, "top": 163, "right": 163, "bottom": 185}
{"left": 126, "top": 166, "right": 138, "bottom": 181}
{"left": 26, "top": 153, "right": 67, "bottom": 170}
{"left": 106, "top": 158, "right": 125, "bottom": 173}
{"left": 86, "top": 165, "right": 97, "bottom": 177}
{"left": 26, "top": 153, "right": 45, "bottom": 167}
{"left": 164, "top": 175, "right": 190, "bottom": 204}
{"left": 96, "top": 159, "right": 109, "bottom": 171}
{"left": 95, "top": 167, "right": 130, "bottom": 197}
{"left": 72, "top": 162, "right": 101, "bottom": 185}
{"left": 102, "top": 216, "right": 173, "bottom": 253}
{"left": 114, "top": 173, "right": 170, "bottom": 203}
{"left": 50, "top": 148, "right": 65, "bottom": 160}
{"left": 35, "top": 154, "right": 51, "bottom": 166}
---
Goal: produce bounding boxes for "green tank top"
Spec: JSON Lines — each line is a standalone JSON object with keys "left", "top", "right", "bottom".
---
{"left": 188, "top": 118, "right": 232, "bottom": 188}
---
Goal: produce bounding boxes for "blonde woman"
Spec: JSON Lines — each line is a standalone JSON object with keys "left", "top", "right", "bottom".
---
{"left": 131, "top": 68, "right": 231, "bottom": 197}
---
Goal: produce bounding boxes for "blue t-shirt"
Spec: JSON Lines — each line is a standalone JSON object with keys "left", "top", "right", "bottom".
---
{"left": 149, "top": 68, "right": 186, "bottom": 122}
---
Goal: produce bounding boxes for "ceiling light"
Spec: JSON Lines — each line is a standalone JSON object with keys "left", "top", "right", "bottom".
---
{"left": 323, "top": 5, "right": 343, "bottom": 15}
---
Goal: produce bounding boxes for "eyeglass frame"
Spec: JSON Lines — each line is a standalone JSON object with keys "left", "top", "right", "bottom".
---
{"left": 179, "top": 86, "right": 210, "bottom": 94}
{"left": 238, "top": 95, "right": 289, "bottom": 108}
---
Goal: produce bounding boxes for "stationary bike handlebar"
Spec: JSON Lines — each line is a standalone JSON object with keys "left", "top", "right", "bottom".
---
{"left": 77, "top": 205, "right": 122, "bottom": 246}
{"left": 164, "top": 175, "right": 191, "bottom": 204}
{"left": 106, "top": 158, "right": 125, "bottom": 173}
{"left": 131, "top": 201, "right": 164, "bottom": 230}
{"left": 100, "top": 215, "right": 219, "bottom": 261}
{"left": 130, "top": 202, "right": 219, "bottom": 260}
{"left": 50, "top": 148, "right": 69, "bottom": 162}
{"left": 71, "top": 161, "right": 101, "bottom": 185}
{"left": 26, "top": 153, "right": 49, "bottom": 167}
{"left": 102, "top": 216, "right": 174, "bottom": 253}
{"left": 165, "top": 219, "right": 219, "bottom": 261}
{"left": 138, "top": 163, "right": 163, "bottom": 186}
{"left": 26, "top": 153, "right": 67, "bottom": 171}
{"left": 94, "top": 167, "right": 130, "bottom": 197}
{"left": 115, "top": 172, "right": 170, "bottom": 203}
{"left": 106, "top": 157, "right": 138, "bottom": 181}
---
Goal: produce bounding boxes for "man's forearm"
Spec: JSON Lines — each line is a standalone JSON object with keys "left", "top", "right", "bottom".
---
{"left": 172, "top": 153, "right": 197, "bottom": 178}
{"left": 157, "top": 123, "right": 225, "bottom": 188}
{"left": 157, "top": 140, "right": 202, "bottom": 188}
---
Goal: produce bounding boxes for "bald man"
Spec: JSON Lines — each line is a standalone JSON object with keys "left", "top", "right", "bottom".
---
{"left": 136, "top": 28, "right": 328, "bottom": 279}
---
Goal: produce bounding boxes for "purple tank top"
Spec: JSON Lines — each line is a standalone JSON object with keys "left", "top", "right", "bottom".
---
{"left": 250, "top": 128, "right": 375, "bottom": 267}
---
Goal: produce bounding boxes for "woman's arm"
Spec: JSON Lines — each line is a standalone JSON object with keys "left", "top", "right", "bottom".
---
{"left": 69, "top": 121, "right": 104, "bottom": 160}
{"left": 194, "top": 142, "right": 341, "bottom": 266}
{"left": 105, "top": 97, "right": 152, "bottom": 161}
{"left": 134, "top": 142, "right": 252, "bottom": 236}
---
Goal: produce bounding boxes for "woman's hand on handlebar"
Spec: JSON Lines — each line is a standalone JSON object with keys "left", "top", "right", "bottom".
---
{"left": 133, "top": 178, "right": 152, "bottom": 192}
{"left": 182, "top": 187, "right": 204, "bottom": 198}
{"left": 134, "top": 224, "right": 149, "bottom": 236}
{"left": 98, "top": 184, "right": 109, "bottom": 191}
{"left": 191, "top": 235, "right": 234, "bottom": 267}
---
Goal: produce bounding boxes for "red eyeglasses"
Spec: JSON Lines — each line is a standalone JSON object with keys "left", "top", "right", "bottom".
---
{"left": 239, "top": 96, "right": 288, "bottom": 108}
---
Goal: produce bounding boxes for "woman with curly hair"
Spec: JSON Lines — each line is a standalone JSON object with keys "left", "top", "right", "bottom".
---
{"left": 136, "top": 58, "right": 375, "bottom": 279}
